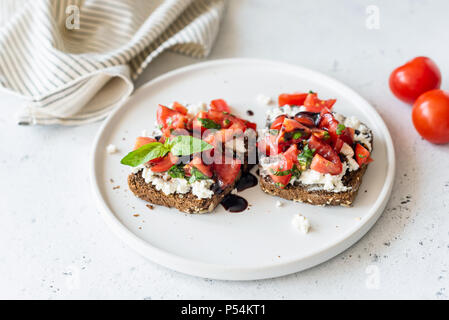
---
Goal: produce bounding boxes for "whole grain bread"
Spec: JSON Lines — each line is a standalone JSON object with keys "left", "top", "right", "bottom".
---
{"left": 128, "top": 171, "right": 240, "bottom": 214}
{"left": 259, "top": 164, "right": 368, "bottom": 207}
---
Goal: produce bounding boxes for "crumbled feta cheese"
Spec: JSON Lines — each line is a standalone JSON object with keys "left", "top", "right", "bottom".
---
{"left": 139, "top": 167, "right": 213, "bottom": 199}
{"left": 276, "top": 200, "right": 283, "bottom": 207}
{"left": 191, "top": 179, "right": 214, "bottom": 199}
{"left": 187, "top": 102, "right": 207, "bottom": 115}
{"left": 340, "top": 143, "right": 354, "bottom": 157}
{"left": 257, "top": 94, "right": 273, "bottom": 105}
{"left": 266, "top": 105, "right": 306, "bottom": 122}
{"left": 292, "top": 214, "right": 311, "bottom": 234}
{"left": 296, "top": 162, "right": 350, "bottom": 192}
{"left": 106, "top": 144, "right": 118, "bottom": 154}
{"left": 347, "top": 157, "right": 360, "bottom": 172}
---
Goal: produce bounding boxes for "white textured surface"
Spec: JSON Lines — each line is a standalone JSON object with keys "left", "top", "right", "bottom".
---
{"left": 1, "top": 0, "right": 448, "bottom": 299}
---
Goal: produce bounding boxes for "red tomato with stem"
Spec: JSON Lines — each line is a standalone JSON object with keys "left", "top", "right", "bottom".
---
{"left": 412, "top": 89, "right": 449, "bottom": 144}
{"left": 389, "top": 56, "right": 441, "bottom": 104}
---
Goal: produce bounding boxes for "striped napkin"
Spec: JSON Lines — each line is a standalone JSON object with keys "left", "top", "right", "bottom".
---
{"left": 0, "top": 0, "right": 225, "bottom": 125}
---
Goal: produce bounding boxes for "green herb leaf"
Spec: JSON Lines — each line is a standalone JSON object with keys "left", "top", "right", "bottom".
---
{"left": 336, "top": 124, "right": 346, "bottom": 135}
{"left": 269, "top": 129, "right": 279, "bottom": 135}
{"left": 167, "top": 165, "right": 186, "bottom": 179}
{"left": 270, "top": 168, "right": 292, "bottom": 176}
{"left": 275, "top": 182, "right": 286, "bottom": 188}
{"left": 198, "top": 118, "right": 221, "bottom": 130}
{"left": 297, "top": 144, "right": 315, "bottom": 170}
{"left": 169, "top": 135, "right": 213, "bottom": 156}
{"left": 120, "top": 142, "right": 169, "bottom": 167}
{"left": 292, "top": 131, "right": 303, "bottom": 140}
{"left": 188, "top": 167, "right": 210, "bottom": 184}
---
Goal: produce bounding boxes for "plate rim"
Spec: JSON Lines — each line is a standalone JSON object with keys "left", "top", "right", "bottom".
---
{"left": 90, "top": 58, "right": 396, "bottom": 280}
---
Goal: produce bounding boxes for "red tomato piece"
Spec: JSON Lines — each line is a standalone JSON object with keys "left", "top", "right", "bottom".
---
{"left": 308, "top": 135, "right": 342, "bottom": 175}
{"left": 304, "top": 93, "right": 336, "bottom": 112}
{"left": 213, "top": 157, "right": 241, "bottom": 187}
{"left": 189, "top": 157, "right": 213, "bottom": 177}
{"left": 151, "top": 153, "right": 178, "bottom": 172}
{"left": 270, "top": 116, "right": 286, "bottom": 130}
{"left": 310, "top": 154, "right": 342, "bottom": 175}
{"left": 355, "top": 143, "right": 373, "bottom": 166}
{"left": 389, "top": 57, "right": 441, "bottom": 104}
{"left": 133, "top": 137, "right": 157, "bottom": 150}
{"left": 278, "top": 93, "right": 308, "bottom": 107}
{"left": 172, "top": 101, "right": 188, "bottom": 115}
{"left": 269, "top": 154, "right": 294, "bottom": 189}
{"left": 412, "top": 89, "right": 449, "bottom": 144}
{"left": 258, "top": 134, "right": 282, "bottom": 156}
{"left": 210, "top": 99, "right": 231, "bottom": 113}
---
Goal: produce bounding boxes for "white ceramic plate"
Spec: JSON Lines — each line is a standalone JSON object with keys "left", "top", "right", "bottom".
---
{"left": 90, "top": 59, "right": 395, "bottom": 280}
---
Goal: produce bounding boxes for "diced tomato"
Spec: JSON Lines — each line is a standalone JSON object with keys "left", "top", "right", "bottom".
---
{"left": 157, "top": 104, "right": 191, "bottom": 136}
{"left": 269, "top": 154, "right": 294, "bottom": 189}
{"left": 276, "top": 118, "right": 311, "bottom": 145}
{"left": 151, "top": 153, "right": 178, "bottom": 172}
{"left": 333, "top": 138, "right": 344, "bottom": 153}
{"left": 310, "top": 154, "right": 342, "bottom": 175}
{"left": 133, "top": 137, "right": 157, "bottom": 150}
{"left": 244, "top": 120, "right": 257, "bottom": 131}
{"left": 311, "top": 128, "right": 330, "bottom": 142}
{"left": 308, "top": 135, "right": 342, "bottom": 175}
{"left": 189, "top": 157, "right": 213, "bottom": 177}
{"left": 319, "top": 108, "right": 353, "bottom": 146}
{"left": 210, "top": 99, "right": 231, "bottom": 113}
{"left": 172, "top": 101, "right": 188, "bottom": 115}
{"left": 213, "top": 157, "right": 241, "bottom": 187}
{"left": 278, "top": 93, "right": 308, "bottom": 106}
{"left": 355, "top": 143, "right": 373, "bottom": 166}
{"left": 270, "top": 116, "right": 286, "bottom": 130}
{"left": 283, "top": 144, "right": 299, "bottom": 162}
{"left": 258, "top": 134, "right": 282, "bottom": 156}
{"left": 304, "top": 93, "right": 336, "bottom": 112}
{"left": 282, "top": 118, "right": 310, "bottom": 133}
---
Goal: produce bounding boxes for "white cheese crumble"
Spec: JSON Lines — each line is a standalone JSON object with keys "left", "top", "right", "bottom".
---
{"left": 296, "top": 162, "right": 350, "bottom": 192}
{"left": 336, "top": 113, "right": 373, "bottom": 152}
{"left": 266, "top": 105, "right": 306, "bottom": 122}
{"left": 292, "top": 214, "right": 311, "bottom": 234}
{"left": 139, "top": 166, "right": 214, "bottom": 199}
{"left": 256, "top": 94, "right": 273, "bottom": 105}
{"left": 276, "top": 200, "right": 283, "bottom": 207}
{"left": 187, "top": 102, "right": 207, "bottom": 115}
{"left": 106, "top": 144, "right": 118, "bottom": 154}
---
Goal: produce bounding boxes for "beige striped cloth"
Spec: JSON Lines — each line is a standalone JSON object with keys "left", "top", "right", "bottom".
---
{"left": 0, "top": 0, "right": 225, "bottom": 125}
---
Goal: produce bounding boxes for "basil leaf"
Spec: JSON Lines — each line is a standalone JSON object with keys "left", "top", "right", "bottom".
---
{"left": 120, "top": 142, "right": 169, "bottom": 167}
{"left": 270, "top": 168, "right": 292, "bottom": 176}
{"left": 170, "top": 135, "right": 213, "bottom": 156}
{"left": 198, "top": 118, "right": 221, "bottom": 130}
{"left": 336, "top": 124, "right": 346, "bottom": 135}
{"left": 297, "top": 144, "right": 315, "bottom": 170}
{"left": 167, "top": 165, "right": 186, "bottom": 179}
{"left": 189, "top": 167, "right": 209, "bottom": 184}
{"left": 292, "top": 131, "right": 303, "bottom": 140}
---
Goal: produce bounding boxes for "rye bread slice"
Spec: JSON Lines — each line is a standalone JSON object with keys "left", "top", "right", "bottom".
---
{"left": 128, "top": 171, "right": 241, "bottom": 214}
{"left": 259, "top": 164, "right": 368, "bottom": 207}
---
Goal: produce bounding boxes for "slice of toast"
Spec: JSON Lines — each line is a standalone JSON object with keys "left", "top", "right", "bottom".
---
{"left": 128, "top": 171, "right": 240, "bottom": 214}
{"left": 259, "top": 164, "right": 368, "bottom": 207}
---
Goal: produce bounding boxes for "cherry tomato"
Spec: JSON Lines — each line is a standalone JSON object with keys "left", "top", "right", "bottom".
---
{"left": 412, "top": 89, "right": 449, "bottom": 144}
{"left": 389, "top": 57, "right": 441, "bottom": 104}
{"left": 151, "top": 153, "right": 178, "bottom": 172}
{"left": 278, "top": 93, "right": 308, "bottom": 106}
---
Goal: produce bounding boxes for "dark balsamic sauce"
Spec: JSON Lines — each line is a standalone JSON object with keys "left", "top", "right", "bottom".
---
{"left": 221, "top": 194, "right": 248, "bottom": 213}
{"left": 246, "top": 110, "right": 254, "bottom": 116}
{"left": 235, "top": 172, "right": 258, "bottom": 192}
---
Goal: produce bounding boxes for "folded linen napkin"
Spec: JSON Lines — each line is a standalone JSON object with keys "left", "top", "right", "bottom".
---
{"left": 0, "top": 0, "right": 225, "bottom": 125}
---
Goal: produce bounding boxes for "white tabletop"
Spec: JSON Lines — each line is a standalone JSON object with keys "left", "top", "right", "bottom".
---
{"left": 1, "top": 0, "right": 448, "bottom": 299}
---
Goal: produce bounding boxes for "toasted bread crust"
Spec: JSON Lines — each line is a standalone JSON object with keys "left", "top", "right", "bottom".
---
{"left": 259, "top": 164, "right": 368, "bottom": 207}
{"left": 128, "top": 172, "right": 238, "bottom": 214}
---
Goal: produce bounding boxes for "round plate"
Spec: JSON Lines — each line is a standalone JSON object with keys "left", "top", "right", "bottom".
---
{"left": 90, "top": 58, "right": 395, "bottom": 280}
